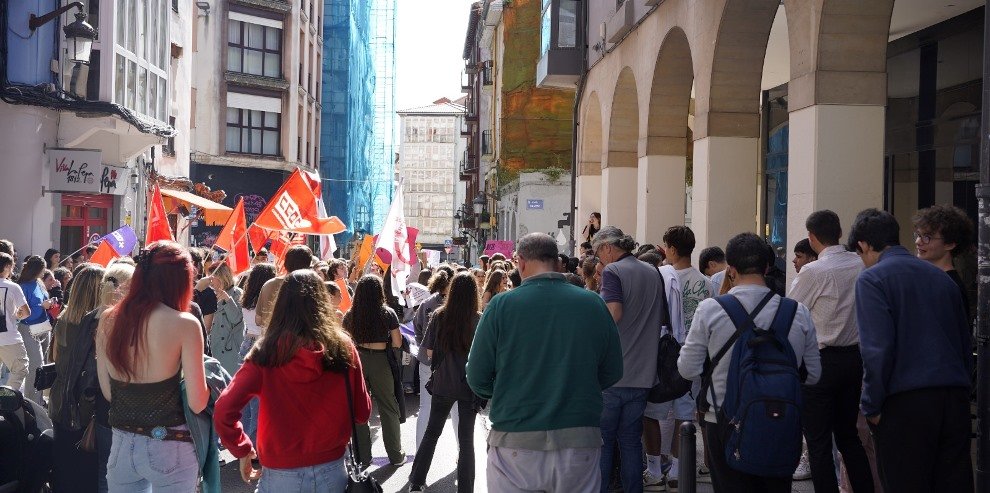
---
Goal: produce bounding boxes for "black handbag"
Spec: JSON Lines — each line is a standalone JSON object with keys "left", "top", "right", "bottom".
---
{"left": 647, "top": 268, "right": 692, "bottom": 404}
{"left": 34, "top": 363, "right": 57, "bottom": 392}
{"left": 343, "top": 371, "right": 383, "bottom": 493}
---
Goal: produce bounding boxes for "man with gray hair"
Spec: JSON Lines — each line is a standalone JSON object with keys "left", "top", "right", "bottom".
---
{"left": 468, "top": 233, "right": 623, "bottom": 492}
{"left": 594, "top": 226, "right": 667, "bottom": 493}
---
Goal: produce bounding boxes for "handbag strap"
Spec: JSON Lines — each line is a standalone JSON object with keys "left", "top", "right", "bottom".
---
{"left": 343, "top": 366, "right": 363, "bottom": 469}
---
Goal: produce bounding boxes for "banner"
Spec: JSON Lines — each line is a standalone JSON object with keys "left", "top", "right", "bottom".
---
{"left": 215, "top": 198, "right": 250, "bottom": 275}
{"left": 103, "top": 225, "right": 138, "bottom": 256}
{"left": 146, "top": 184, "right": 174, "bottom": 244}
{"left": 372, "top": 181, "right": 411, "bottom": 301}
{"left": 48, "top": 149, "right": 124, "bottom": 195}
{"left": 484, "top": 240, "right": 515, "bottom": 258}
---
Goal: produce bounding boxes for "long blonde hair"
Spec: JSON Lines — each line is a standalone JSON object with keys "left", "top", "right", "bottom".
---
{"left": 59, "top": 265, "right": 106, "bottom": 324}
{"left": 100, "top": 263, "right": 135, "bottom": 307}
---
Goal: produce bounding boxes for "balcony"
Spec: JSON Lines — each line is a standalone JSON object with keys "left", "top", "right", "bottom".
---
{"left": 606, "top": 0, "right": 635, "bottom": 44}
{"left": 460, "top": 119, "right": 475, "bottom": 137}
{"left": 536, "top": 0, "right": 583, "bottom": 89}
{"left": 482, "top": 61, "right": 493, "bottom": 86}
{"left": 461, "top": 71, "right": 473, "bottom": 92}
{"left": 464, "top": 95, "right": 478, "bottom": 121}
{"left": 481, "top": 130, "right": 492, "bottom": 155}
{"left": 460, "top": 154, "right": 478, "bottom": 181}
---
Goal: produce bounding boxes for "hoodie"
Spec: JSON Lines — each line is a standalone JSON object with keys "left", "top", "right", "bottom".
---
{"left": 214, "top": 344, "right": 372, "bottom": 469}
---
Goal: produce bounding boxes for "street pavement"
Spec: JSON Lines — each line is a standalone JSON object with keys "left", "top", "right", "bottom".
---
{"left": 218, "top": 392, "right": 816, "bottom": 492}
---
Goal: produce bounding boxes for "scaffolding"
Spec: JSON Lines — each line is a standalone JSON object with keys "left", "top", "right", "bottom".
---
{"left": 320, "top": 0, "right": 396, "bottom": 248}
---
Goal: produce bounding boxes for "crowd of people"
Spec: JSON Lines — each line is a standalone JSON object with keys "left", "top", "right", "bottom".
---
{"left": 0, "top": 202, "right": 977, "bottom": 493}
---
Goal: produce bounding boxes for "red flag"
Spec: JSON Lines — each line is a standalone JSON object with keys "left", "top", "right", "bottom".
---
{"left": 89, "top": 239, "right": 118, "bottom": 267}
{"left": 247, "top": 225, "right": 271, "bottom": 255}
{"left": 406, "top": 227, "right": 419, "bottom": 268}
{"left": 215, "top": 199, "right": 250, "bottom": 275}
{"left": 146, "top": 184, "right": 174, "bottom": 244}
{"left": 255, "top": 170, "right": 345, "bottom": 235}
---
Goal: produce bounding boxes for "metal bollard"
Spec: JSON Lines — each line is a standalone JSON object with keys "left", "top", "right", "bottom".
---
{"left": 678, "top": 421, "right": 698, "bottom": 493}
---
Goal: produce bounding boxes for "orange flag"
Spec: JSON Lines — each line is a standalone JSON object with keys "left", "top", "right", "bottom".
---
{"left": 355, "top": 235, "right": 374, "bottom": 273}
{"left": 254, "top": 170, "right": 346, "bottom": 235}
{"left": 89, "top": 239, "right": 118, "bottom": 267}
{"left": 334, "top": 278, "right": 352, "bottom": 312}
{"left": 146, "top": 184, "right": 174, "bottom": 244}
{"left": 215, "top": 198, "right": 250, "bottom": 275}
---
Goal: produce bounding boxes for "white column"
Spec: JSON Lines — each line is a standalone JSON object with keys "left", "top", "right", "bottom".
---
{"left": 602, "top": 167, "right": 638, "bottom": 237}
{"left": 786, "top": 104, "right": 884, "bottom": 277}
{"left": 576, "top": 174, "right": 602, "bottom": 233}
{"left": 637, "top": 155, "right": 686, "bottom": 245}
{"left": 691, "top": 136, "right": 759, "bottom": 262}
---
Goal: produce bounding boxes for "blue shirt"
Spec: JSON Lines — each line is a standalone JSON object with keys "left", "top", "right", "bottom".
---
{"left": 855, "top": 246, "right": 972, "bottom": 416}
{"left": 19, "top": 280, "right": 48, "bottom": 325}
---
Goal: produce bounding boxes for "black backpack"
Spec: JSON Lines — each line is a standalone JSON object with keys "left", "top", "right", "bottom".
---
{"left": 647, "top": 268, "right": 692, "bottom": 404}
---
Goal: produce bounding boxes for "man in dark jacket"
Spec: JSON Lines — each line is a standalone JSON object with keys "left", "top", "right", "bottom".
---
{"left": 849, "top": 208, "right": 973, "bottom": 492}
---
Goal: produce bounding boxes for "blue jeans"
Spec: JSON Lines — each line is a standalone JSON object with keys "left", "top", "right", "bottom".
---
{"left": 106, "top": 427, "right": 199, "bottom": 492}
{"left": 600, "top": 387, "right": 648, "bottom": 493}
{"left": 239, "top": 336, "right": 260, "bottom": 444}
{"left": 257, "top": 457, "right": 347, "bottom": 493}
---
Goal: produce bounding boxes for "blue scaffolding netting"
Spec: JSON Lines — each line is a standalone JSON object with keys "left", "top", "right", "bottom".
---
{"left": 321, "top": 0, "right": 396, "bottom": 248}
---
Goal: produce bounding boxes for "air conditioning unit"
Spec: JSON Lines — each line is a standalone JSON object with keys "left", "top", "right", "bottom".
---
{"left": 606, "top": 1, "right": 636, "bottom": 44}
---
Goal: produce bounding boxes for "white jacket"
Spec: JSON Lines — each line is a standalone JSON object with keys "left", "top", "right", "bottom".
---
{"left": 658, "top": 265, "right": 687, "bottom": 343}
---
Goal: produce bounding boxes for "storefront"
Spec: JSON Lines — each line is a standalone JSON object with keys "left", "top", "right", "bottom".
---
{"left": 47, "top": 148, "right": 127, "bottom": 255}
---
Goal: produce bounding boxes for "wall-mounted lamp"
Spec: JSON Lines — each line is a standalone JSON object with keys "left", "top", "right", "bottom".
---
{"left": 195, "top": 1, "right": 211, "bottom": 16}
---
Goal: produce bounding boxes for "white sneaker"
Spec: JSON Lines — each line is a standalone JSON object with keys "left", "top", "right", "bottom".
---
{"left": 793, "top": 451, "right": 812, "bottom": 481}
{"left": 697, "top": 465, "right": 711, "bottom": 483}
{"left": 643, "top": 470, "right": 667, "bottom": 491}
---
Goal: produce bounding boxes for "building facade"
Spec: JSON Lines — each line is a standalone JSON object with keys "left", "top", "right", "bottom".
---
{"left": 0, "top": 0, "right": 191, "bottom": 256}
{"left": 396, "top": 98, "right": 465, "bottom": 247}
{"left": 460, "top": 0, "right": 575, "bottom": 257}
{"left": 567, "top": 0, "right": 983, "bottom": 288}
{"left": 319, "top": 0, "right": 396, "bottom": 250}
{"left": 187, "top": 0, "right": 322, "bottom": 245}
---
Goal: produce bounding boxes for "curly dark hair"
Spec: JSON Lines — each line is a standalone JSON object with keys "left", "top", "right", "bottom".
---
{"left": 912, "top": 204, "right": 974, "bottom": 258}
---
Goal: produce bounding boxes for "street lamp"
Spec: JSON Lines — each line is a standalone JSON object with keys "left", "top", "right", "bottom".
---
{"left": 473, "top": 194, "right": 485, "bottom": 215}
{"left": 63, "top": 11, "right": 98, "bottom": 64}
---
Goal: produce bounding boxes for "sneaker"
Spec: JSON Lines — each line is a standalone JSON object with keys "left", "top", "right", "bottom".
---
{"left": 643, "top": 470, "right": 667, "bottom": 491}
{"left": 697, "top": 465, "right": 711, "bottom": 483}
{"left": 391, "top": 455, "right": 408, "bottom": 466}
{"left": 409, "top": 485, "right": 424, "bottom": 492}
{"left": 792, "top": 451, "right": 812, "bottom": 480}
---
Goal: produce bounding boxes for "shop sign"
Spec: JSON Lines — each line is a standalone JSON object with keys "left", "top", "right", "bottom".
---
{"left": 49, "top": 148, "right": 124, "bottom": 195}
{"left": 484, "top": 240, "right": 515, "bottom": 258}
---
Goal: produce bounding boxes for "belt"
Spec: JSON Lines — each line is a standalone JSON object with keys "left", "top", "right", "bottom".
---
{"left": 114, "top": 424, "right": 193, "bottom": 443}
{"left": 820, "top": 345, "right": 860, "bottom": 353}
{"left": 357, "top": 346, "right": 388, "bottom": 353}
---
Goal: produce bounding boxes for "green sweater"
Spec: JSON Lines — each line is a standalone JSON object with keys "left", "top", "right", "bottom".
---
{"left": 466, "top": 273, "right": 623, "bottom": 433}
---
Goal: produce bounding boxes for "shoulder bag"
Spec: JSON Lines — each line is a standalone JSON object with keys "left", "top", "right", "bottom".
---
{"left": 343, "top": 369, "right": 383, "bottom": 493}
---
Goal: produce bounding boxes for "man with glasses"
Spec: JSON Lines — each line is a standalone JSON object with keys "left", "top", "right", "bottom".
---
{"left": 912, "top": 204, "right": 974, "bottom": 320}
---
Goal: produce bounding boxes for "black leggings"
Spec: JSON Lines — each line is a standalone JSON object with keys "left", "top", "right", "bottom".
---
{"left": 409, "top": 395, "right": 476, "bottom": 491}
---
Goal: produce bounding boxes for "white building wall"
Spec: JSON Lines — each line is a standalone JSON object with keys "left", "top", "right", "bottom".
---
{"left": 397, "top": 111, "right": 460, "bottom": 245}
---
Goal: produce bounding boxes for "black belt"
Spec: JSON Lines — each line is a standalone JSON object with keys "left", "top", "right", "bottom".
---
{"left": 821, "top": 345, "right": 860, "bottom": 353}
{"left": 114, "top": 424, "right": 193, "bottom": 443}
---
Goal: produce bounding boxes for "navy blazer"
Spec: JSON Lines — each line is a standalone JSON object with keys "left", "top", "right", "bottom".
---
{"left": 855, "top": 246, "right": 972, "bottom": 417}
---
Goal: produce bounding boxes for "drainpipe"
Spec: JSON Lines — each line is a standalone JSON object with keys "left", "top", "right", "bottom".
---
{"left": 975, "top": 1, "right": 990, "bottom": 489}
{"left": 569, "top": 0, "right": 590, "bottom": 255}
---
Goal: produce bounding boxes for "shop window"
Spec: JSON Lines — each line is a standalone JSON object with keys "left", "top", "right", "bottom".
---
{"left": 226, "top": 107, "right": 281, "bottom": 156}
{"left": 228, "top": 20, "right": 282, "bottom": 78}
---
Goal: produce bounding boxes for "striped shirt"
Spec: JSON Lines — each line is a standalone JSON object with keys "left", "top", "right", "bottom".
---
{"left": 788, "top": 245, "right": 863, "bottom": 348}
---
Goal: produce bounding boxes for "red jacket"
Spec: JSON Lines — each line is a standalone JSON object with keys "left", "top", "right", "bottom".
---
{"left": 214, "top": 344, "right": 372, "bottom": 469}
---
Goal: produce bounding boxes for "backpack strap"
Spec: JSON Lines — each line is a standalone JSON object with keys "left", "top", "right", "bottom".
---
{"left": 653, "top": 267, "right": 671, "bottom": 383}
{"left": 698, "top": 291, "right": 775, "bottom": 413}
{"left": 767, "top": 297, "right": 799, "bottom": 364}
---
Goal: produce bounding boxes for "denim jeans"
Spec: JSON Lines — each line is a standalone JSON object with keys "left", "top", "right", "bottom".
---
{"left": 600, "top": 387, "right": 648, "bottom": 493}
{"left": 409, "top": 395, "right": 476, "bottom": 491}
{"left": 256, "top": 457, "right": 347, "bottom": 493}
{"left": 106, "top": 427, "right": 199, "bottom": 492}
{"left": 239, "top": 336, "right": 260, "bottom": 444}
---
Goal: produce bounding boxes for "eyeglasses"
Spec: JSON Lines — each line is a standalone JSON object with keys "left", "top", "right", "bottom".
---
{"left": 913, "top": 232, "right": 944, "bottom": 245}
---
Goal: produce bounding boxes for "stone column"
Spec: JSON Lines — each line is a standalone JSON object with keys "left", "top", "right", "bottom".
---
{"left": 637, "top": 155, "right": 686, "bottom": 245}
{"left": 691, "top": 136, "right": 759, "bottom": 262}
{"left": 786, "top": 104, "right": 885, "bottom": 277}
{"left": 576, "top": 174, "right": 602, "bottom": 238}
{"left": 602, "top": 167, "right": 638, "bottom": 237}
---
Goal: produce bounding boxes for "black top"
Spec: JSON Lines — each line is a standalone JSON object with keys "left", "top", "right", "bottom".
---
{"left": 342, "top": 307, "right": 400, "bottom": 344}
{"left": 423, "top": 313, "right": 481, "bottom": 401}
{"left": 108, "top": 372, "right": 186, "bottom": 429}
{"left": 194, "top": 287, "right": 218, "bottom": 316}
{"left": 947, "top": 269, "right": 971, "bottom": 322}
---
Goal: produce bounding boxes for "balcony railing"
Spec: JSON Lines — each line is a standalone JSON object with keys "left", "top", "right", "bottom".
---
{"left": 482, "top": 61, "right": 493, "bottom": 86}
{"left": 481, "top": 129, "right": 492, "bottom": 155}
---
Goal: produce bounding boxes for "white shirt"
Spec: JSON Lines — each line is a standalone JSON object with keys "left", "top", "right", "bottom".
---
{"left": 658, "top": 265, "right": 685, "bottom": 343}
{"left": 0, "top": 279, "right": 28, "bottom": 346}
{"left": 788, "top": 245, "right": 863, "bottom": 348}
{"left": 676, "top": 266, "right": 715, "bottom": 336}
{"left": 242, "top": 307, "right": 262, "bottom": 338}
{"left": 677, "top": 284, "right": 821, "bottom": 423}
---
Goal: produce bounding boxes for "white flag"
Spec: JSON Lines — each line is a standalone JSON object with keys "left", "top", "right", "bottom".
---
{"left": 316, "top": 197, "right": 337, "bottom": 260}
{"left": 373, "top": 180, "right": 410, "bottom": 301}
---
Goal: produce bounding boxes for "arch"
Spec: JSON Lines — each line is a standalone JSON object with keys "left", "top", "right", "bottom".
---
{"left": 646, "top": 27, "right": 694, "bottom": 156}
{"left": 579, "top": 91, "right": 603, "bottom": 177}
{"left": 605, "top": 67, "right": 639, "bottom": 169}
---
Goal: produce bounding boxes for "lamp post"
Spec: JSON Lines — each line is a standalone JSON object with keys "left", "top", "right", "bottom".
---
{"left": 62, "top": 11, "right": 98, "bottom": 64}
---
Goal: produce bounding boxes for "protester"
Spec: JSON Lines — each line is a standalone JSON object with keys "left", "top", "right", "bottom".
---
{"left": 256, "top": 246, "right": 314, "bottom": 330}
{"left": 790, "top": 236, "right": 820, "bottom": 482}
{"left": 789, "top": 210, "right": 873, "bottom": 493}
{"left": 478, "top": 255, "right": 490, "bottom": 272}
{"left": 637, "top": 251, "right": 662, "bottom": 268}
{"left": 467, "top": 233, "right": 622, "bottom": 492}
{"left": 593, "top": 226, "right": 666, "bottom": 493}
{"left": 912, "top": 204, "right": 974, "bottom": 319}
{"left": 412, "top": 270, "right": 454, "bottom": 448}
{"left": 49, "top": 265, "right": 107, "bottom": 492}
{"left": 700, "top": 246, "right": 727, "bottom": 293}
{"left": 580, "top": 256, "right": 600, "bottom": 292}
{"left": 506, "top": 268, "right": 522, "bottom": 290}
{"left": 215, "top": 270, "right": 372, "bottom": 493}
{"left": 581, "top": 212, "right": 602, "bottom": 243}
{"left": 17, "top": 255, "right": 53, "bottom": 403}
{"left": 480, "top": 269, "right": 507, "bottom": 309}
{"left": 207, "top": 263, "right": 245, "bottom": 377}
{"left": 0, "top": 252, "right": 30, "bottom": 396}
{"left": 469, "top": 267, "right": 486, "bottom": 288}
{"left": 678, "top": 232, "right": 821, "bottom": 493}
{"left": 409, "top": 272, "right": 482, "bottom": 492}
{"left": 342, "top": 275, "right": 406, "bottom": 466}
{"left": 849, "top": 208, "right": 973, "bottom": 492}
{"left": 96, "top": 241, "right": 209, "bottom": 491}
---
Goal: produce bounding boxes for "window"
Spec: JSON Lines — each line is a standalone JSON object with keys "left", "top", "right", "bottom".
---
{"left": 164, "top": 116, "right": 176, "bottom": 155}
{"left": 113, "top": 0, "right": 169, "bottom": 121}
{"left": 226, "top": 107, "right": 281, "bottom": 155}
{"left": 228, "top": 20, "right": 282, "bottom": 78}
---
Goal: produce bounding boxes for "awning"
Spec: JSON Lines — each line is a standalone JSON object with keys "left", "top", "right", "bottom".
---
{"left": 159, "top": 188, "right": 232, "bottom": 226}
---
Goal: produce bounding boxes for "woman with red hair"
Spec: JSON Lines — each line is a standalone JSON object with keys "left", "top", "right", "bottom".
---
{"left": 96, "top": 241, "right": 209, "bottom": 491}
